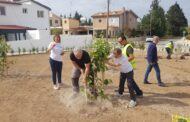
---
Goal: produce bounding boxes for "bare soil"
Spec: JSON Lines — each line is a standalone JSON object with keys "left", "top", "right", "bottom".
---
{"left": 0, "top": 51, "right": 190, "bottom": 122}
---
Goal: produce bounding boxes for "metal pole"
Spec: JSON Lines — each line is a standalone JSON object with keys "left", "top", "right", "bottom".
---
{"left": 106, "top": 0, "right": 110, "bottom": 41}
{"left": 150, "top": 10, "right": 152, "bottom": 36}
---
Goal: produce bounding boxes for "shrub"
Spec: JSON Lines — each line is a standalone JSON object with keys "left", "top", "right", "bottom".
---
{"left": 42, "top": 47, "right": 45, "bottom": 52}
{"left": 18, "top": 47, "right": 21, "bottom": 55}
{"left": 22, "top": 48, "right": 26, "bottom": 54}
{"left": 50, "top": 28, "right": 63, "bottom": 35}
{"left": 36, "top": 47, "right": 39, "bottom": 53}
{"left": 11, "top": 49, "right": 14, "bottom": 55}
{"left": 0, "top": 37, "right": 14, "bottom": 75}
{"left": 32, "top": 47, "right": 35, "bottom": 54}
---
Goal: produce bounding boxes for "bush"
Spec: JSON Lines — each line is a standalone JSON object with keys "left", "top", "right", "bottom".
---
{"left": 32, "top": 47, "right": 36, "bottom": 54}
{"left": 36, "top": 47, "right": 39, "bottom": 53}
{"left": 0, "top": 37, "right": 14, "bottom": 75}
{"left": 11, "top": 49, "right": 14, "bottom": 55}
{"left": 50, "top": 28, "right": 63, "bottom": 35}
{"left": 138, "top": 42, "right": 145, "bottom": 50}
{"left": 186, "top": 35, "right": 190, "bottom": 40}
{"left": 22, "top": 48, "right": 26, "bottom": 54}
{"left": 18, "top": 47, "right": 21, "bottom": 55}
{"left": 41, "top": 47, "right": 45, "bottom": 52}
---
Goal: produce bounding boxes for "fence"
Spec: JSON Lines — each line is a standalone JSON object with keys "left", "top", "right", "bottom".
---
{"left": 7, "top": 35, "right": 93, "bottom": 54}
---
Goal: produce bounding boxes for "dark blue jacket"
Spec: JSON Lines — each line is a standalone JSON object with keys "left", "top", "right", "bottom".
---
{"left": 147, "top": 42, "right": 158, "bottom": 63}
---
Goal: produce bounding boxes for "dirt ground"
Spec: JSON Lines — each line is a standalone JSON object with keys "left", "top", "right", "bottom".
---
{"left": 0, "top": 51, "right": 190, "bottom": 122}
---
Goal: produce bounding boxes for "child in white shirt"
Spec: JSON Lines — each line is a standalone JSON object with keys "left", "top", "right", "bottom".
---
{"left": 106, "top": 48, "right": 137, "bottom": 108}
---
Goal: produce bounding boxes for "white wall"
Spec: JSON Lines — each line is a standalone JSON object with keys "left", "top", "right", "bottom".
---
{"left": 7, "top": 35, "right": 93, "bottom": 52}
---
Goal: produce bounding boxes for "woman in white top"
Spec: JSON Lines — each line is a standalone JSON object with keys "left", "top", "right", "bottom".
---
{"left": 47, "top": 34, "right": 64, "bottom": 90}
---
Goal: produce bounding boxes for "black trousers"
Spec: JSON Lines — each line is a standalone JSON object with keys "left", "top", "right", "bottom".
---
{"left": 49, "top": 58, "right": 62, "bottom": 85}
{"left": 119, "top": 71, "right": 136, "bottom": 101}
{"left": 165, "top": 48, "right": 172, "bottom": 59}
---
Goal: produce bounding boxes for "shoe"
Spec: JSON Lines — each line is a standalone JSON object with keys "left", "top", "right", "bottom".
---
{"left": 128, "top": 100, "right": 137, "bottom": 108}
{"left": 136, "top": 91, "right": 143, "bottom": 98}
{"left": 144, "top": 81, "right": 151, "bottom": 84}
{"left": 114, "top": 89, "right": 119, "bottom": 92}
{"left": 53, "top": 85, "right": 59, "bottom": 90}
{"left": 57, "top": 84, "right": 60, "bottom": 89}
{"left": 115, "top": 92, "right": 123, "bottom": 97}
{"left": 158, "top": 82, "right": 166, "bottom": 87}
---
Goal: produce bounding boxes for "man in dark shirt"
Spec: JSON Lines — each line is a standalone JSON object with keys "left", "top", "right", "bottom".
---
{"left": 144, "top": 36, "right": 165, "bottom": 87}
{"left": 70, "top": 48, "right": 91, "bottom": 93}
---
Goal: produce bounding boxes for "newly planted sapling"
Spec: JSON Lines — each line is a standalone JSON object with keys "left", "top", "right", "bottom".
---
{"left": 84, "top": 37, "right": 112, "bottom": 100}
{"left": 0, "top": 37, "right": 14, "bottom": 75}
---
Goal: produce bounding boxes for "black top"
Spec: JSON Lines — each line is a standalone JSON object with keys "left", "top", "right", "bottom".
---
{"left": 70, "top": 50, "right": 91, "bottom": 69}
{"left": 126, "top": 45, "right": 134, "bottom": 57}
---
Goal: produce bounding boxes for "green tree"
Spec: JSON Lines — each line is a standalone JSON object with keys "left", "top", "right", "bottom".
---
{"left": 50, "top": 28, "right": 63, "bottom": 35}
{"left": 88, "top": 18, "right": 92, "bottom": 25}
{"left": 166, "top": 2, "right": 188, "bottom": 36}
{"left": 141, "top": 0, "right": 166, "bottom": 37}
{"left": 73, "top": 11, "right": 82, "bottom": 21}
{"left": 186, "top": 27, "right": 190, "bottom": 40}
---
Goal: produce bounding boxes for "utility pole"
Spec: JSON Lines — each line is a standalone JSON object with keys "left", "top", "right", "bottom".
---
{"left": 106, "top": 0, "right": 110, "bottom": 41}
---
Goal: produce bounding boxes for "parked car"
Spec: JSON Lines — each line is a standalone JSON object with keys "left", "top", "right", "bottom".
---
{"left": 146, "top": 37, "right": 153, "bottom": 42}
{"left": 145, "top": 37, "right": 153, "bottom": 49}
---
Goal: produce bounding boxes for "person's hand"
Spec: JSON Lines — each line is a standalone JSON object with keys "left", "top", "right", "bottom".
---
{"left": 80, "top": 69, "right": 85, "bottom": 74}
{"left": 60, "top": 51, "right": 64, "bottom": 55}
{"left": 82, "top": 76, "right": 87, "bottom": 86}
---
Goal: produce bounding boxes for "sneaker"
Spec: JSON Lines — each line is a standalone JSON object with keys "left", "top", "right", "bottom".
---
{"left": 128, "top": 100, "right": 137, "bottom": 108}
{"left": 158, "top": 82, "right": 166, "bottom": 87}
{"left": 115, "top": 92, "right": 123, "bottom": 97}
{"left": 53, "top": 85, "right": 59, "bottom": 90}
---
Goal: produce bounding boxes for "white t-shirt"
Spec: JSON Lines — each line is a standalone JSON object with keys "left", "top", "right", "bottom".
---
{"left": 109, "top": 53, "right": 133, "bottom": 73}
{"left": 48, "top": 42, "right": 63, "bottom": 62}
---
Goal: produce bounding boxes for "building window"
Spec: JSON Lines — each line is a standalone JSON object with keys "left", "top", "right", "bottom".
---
{"left": 64, "top": 20, "right": 67, "bottom": 24}
{"left": 0, "top": 6, "right": 6, "bottom": 15}
{"left": 37, "top": 10, "right": 44, "bottom": 18}
{"left": 23, "top": 8, "right": 28, "bottom": 14}
{"left": 55, "top": 20, "right": 58, "bottom": 24}
{"left": 65, "top": 31, "right": 68, "bottom": 34}
{"left": 50, "top": 20, "right": 52, "bottom": 26}
{"left": 99, "top": 19, "right": 102, "bottom": 23}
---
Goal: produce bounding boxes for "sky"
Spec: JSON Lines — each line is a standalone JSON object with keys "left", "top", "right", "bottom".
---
{"left": 38, "top": 0, "right": 190, "bottom": 24}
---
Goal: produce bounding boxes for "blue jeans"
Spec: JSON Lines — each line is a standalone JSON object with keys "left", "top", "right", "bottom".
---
{"left": 49, "top": 58, "right": 62, "bottom": 85}
{"left": 144, "top": 63, "right": 162, "bottom": 84}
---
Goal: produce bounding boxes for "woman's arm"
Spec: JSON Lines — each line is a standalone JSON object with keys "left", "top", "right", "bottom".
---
{"left": 47, "top": 42, "right": 56, "bottom": 53}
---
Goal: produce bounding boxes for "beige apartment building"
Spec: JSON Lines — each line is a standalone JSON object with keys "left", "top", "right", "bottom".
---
{"left": 62, "top": 18, "right": 92, "bottom": 35}
{"left": 49, "top": 12, "right": 62, "bottom": 28}
{"left": 92, "top": 8, "right": 138, "bottom": 37}
{"left": 62, "top": 18, "right": 80, "bottom": 35}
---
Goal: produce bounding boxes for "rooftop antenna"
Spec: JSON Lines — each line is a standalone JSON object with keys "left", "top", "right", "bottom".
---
{"left": 70, "top": 1, "right": 72, "bottom": 18}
